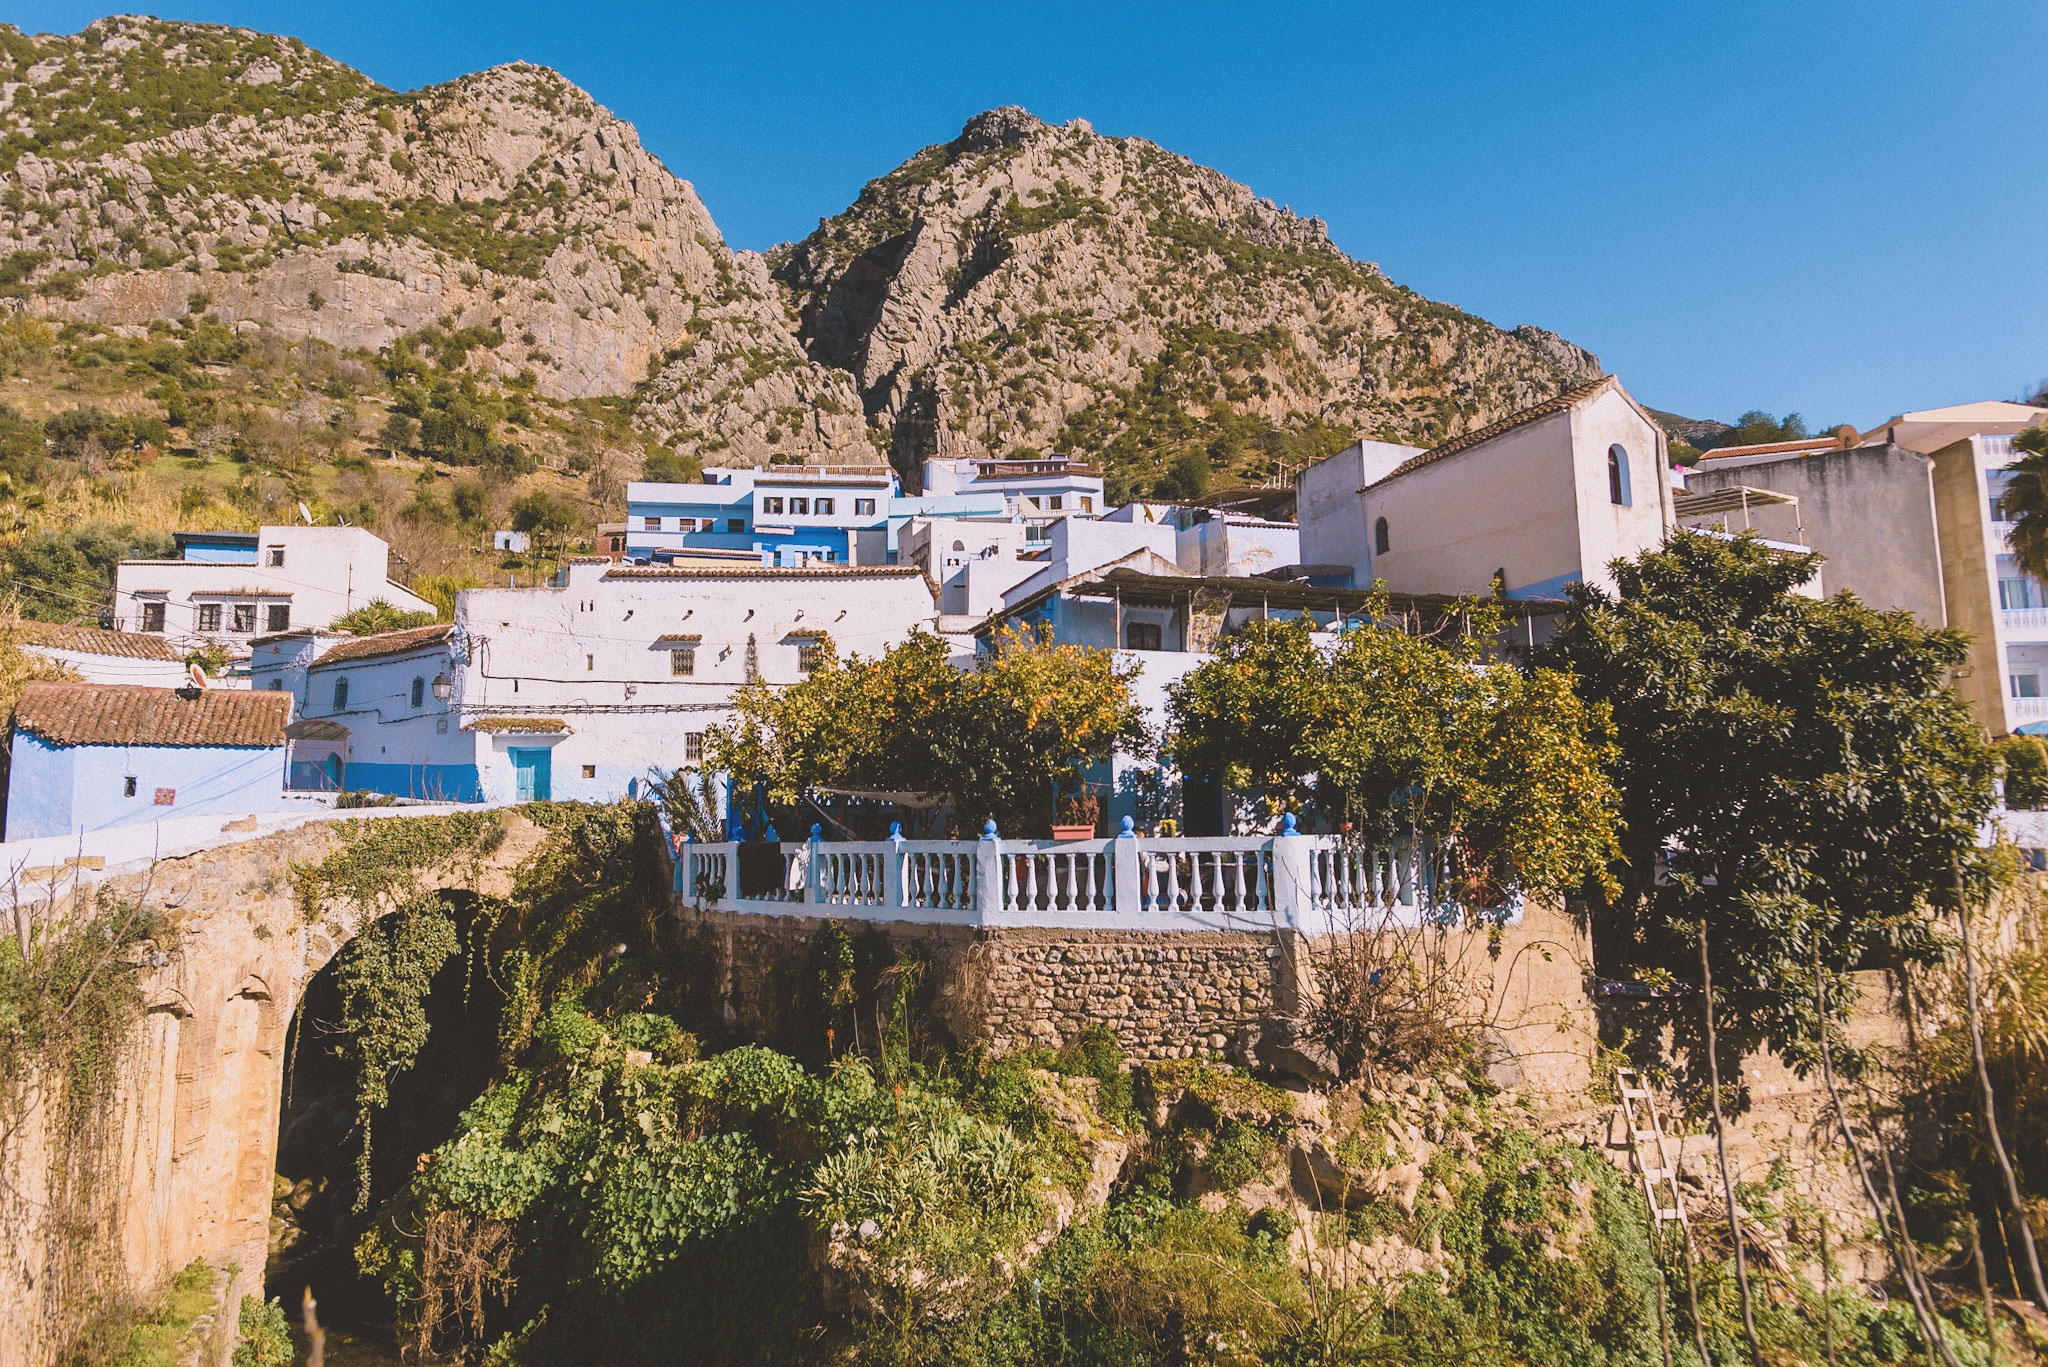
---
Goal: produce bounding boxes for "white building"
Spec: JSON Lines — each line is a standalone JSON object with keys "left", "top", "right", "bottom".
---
{"left": 901, "top": 516, "right": 1040, "bottom": 618}
{"left": 1297, "top": 377, "right": 1677, "bottom": 600}
{"left": 265, "top": 562, "right": 941, "bottom": 804}
{"left": 922, "top": 455, "right": 1105, "bottom": 538}
{"left": 1907, "top": 402, "right": 2048, "bottom": 735}
{"left": 112, "top": 526, "right": 434, "bottom": 670}
{"left": 10, "top": 621, "right": 191, "bottom": 687}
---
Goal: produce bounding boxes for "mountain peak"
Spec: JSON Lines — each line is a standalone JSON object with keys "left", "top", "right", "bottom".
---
{"left": 950, "top": 106, "right": 1050, "bottom": 155}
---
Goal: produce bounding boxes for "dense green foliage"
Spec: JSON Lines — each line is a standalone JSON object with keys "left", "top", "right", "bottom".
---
{"left": 709, "top": 628, "right": 1150, "bottom": 837}
{"left": 231, "top": 1294, "right": 293, "bottom": 1367}
{"left": 0, "top": 521, "right": 175, "bottom": 623}
{"left": 2002, "top": 425, "right": 2048, "bottom": 585}
{"left": 1537, "top": 532, "right": 1996, "bottom": 1092}
{"left": 1997, "top": 734, "right": 2048, "bottom": 810}
{"left": 1166, "top": 610, "right": 1620, "bottom": 906}
{"left": 59, "top": 1260, "right": 220, "bottom": 1367}
{"left": 329, "top": 598, "right": 439, "bottom": 635}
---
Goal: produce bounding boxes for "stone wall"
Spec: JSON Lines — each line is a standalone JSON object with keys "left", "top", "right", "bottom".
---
{"left": 0, "top": 814, "right": 542, "bottom": 1367}
{"left": 675, "top": 895, "right": 1599, "bottom": 1096}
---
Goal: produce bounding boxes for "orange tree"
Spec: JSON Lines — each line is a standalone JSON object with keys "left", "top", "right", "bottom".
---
{"left": 1166, "top": 607, "right": 1620, "bottom": 908}
{"left": 706, "top": 627, "right": 1149, "bottom": 837}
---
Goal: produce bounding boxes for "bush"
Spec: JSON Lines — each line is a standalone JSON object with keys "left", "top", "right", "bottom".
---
{"left": 230, "top": 1296, "right": 292, "bottom": 1367}
{"left": 1999, "top": 734, "right": 2048, "bottom": 809}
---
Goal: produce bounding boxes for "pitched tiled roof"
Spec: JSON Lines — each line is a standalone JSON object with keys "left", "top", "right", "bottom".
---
{"left": 8, "top": 621, "right": 183, "bottom": 662}
{"left": 1385, "top": 376, "right": 1618, "bottom": 482}
{"left": 309, "top": 623, "right": 452, "bottom": 668}
{"left": 13, "top": 682, "right": 290, "bottom": 748}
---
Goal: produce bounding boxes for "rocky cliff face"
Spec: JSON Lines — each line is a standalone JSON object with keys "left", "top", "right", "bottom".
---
{"left": 0, "top": 16, "right": 867, "bottom": 460}
{"left": 0, "top": 21, "right": 1597, "bottom": 488}
{"left": 766, "top": 107, "right": 1601, "bottom": 489}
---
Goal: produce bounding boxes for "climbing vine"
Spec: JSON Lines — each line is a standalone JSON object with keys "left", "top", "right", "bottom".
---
{"left": 292, "top": 810, "right": 506, "bottom": 922}
{"left": 335, "top": 894, "right": 460, "bottom": 1209}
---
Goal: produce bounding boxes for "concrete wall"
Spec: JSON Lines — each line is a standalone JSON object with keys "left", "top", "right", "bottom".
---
{"left": 1686, "top": 444, "right": 1944, "bottom": 622}
{"left": 1931, "top": 438, "right": 2008, "bottom": 733}
{"left": 5, "top": 734, "right": 296, "bottom": 840}
{"left": 1297, "top": 440, "right": 1424, "bottom": 575}
{"left": 1176, "top": 518, "right": 1301, "bottom": 577}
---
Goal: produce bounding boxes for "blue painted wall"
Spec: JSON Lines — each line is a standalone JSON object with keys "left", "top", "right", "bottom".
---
{"left": 5, "top": 732, "right": 295, "bottom": 839}
{"left": 336, "top": 760, "right": 484, "bottom": 804}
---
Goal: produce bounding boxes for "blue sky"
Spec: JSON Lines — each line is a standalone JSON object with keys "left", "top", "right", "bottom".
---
{"left": 11, "top": 1, "right": 2047, "bottom": 427}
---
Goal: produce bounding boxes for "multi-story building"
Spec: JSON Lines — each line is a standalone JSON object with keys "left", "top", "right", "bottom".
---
{"left": 625, "top": 466, "right": 899, "bottom": 566}
{"left": 922, "top": 455, "right": 1105, "bottom": 540}
{"left": 264, "top": 561, "right": 941, "bottom": 804}
{"left": 1296, "top": 376, "right": 1678, "bottom": 600}
{"left": 111, "top": 525, "right": 434, "bottom": 671}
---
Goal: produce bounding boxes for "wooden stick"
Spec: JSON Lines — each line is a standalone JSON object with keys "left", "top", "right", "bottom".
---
{"left": 1699, "top": 922, "right": 1761, "bottom": 1362}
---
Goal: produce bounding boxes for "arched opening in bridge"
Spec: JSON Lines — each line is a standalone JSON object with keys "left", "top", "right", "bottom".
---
{"left": 267, "top": 888, "right": 507, "bottom": 1362}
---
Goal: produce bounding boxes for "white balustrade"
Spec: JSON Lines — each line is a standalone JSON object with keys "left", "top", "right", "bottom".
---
{"left": 662, "top": 814, "right": 1486, "bottom": 932}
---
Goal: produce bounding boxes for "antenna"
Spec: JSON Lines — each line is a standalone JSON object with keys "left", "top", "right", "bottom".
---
{"left": 297, "top": 501, "right": 314, "bottom": 525}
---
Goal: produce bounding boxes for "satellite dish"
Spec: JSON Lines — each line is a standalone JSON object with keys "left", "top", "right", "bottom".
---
{"left": 298, "top": 501, "right": 314, "bottom": 525}
{"left": 188, "top": 662, "right": 209, "bottom": 690}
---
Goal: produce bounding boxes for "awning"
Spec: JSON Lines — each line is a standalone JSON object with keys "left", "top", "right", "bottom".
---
{"left": 283, "top": 718, "right": 350, "bottom": 741}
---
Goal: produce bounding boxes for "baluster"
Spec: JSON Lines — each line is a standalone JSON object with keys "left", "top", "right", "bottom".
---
{"left": 1166, "top": 852, "right": 1182, "bottom": 910}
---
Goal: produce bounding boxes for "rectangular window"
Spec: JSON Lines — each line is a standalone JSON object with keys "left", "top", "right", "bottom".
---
{"left": 684, "top": 732, "right": 704, "bottom": 764}
{"left": 2015, "top": 674, "right": 2043, "bottom": 699}
{"left": 1047, "top": 495, "right": 1064, "bottom": 511}
{"left": 140, "top": 601, "right": 165, "bottom": 633}
{"left": 586, "top": 653, "right": 595, "bottom": 671}
{"left": 231, "top": 603, "right": 256, "bottom": 633}
{"left": 676, "top": 518, "right": 696, "bottom": 533}
{"left": 762, "top": 497, "right": 784, "bottom": 515}
{"left": 269, "top": 679, "right": 283, "bottom": 691}
{"left": 266, "top": 546, "right": 285, "bottom": 567}
{"left": 582, "top": 764, "right": 596, "bottom": 779}
{"left": 1124, "top": 621, "right": 1163, "bottom": 651}
{"left": 814, "top": 497, "right": 834, "bottom": 515}
{"left": 266, "top": 604, "right": 290, "bottom": 633}
{"left": 196, "top": 602, "right": 221, "bottom": 632}
{"left": 797, "top": 642, "right": 825, "bottom": 674}
{"left": 855, "top": 498, "right": 875, "bottom": 515}
{"left": 790, "top": 497, "right": 809, "bottom": 515}
{"left": 671, "top": 648, "right": 695, "bottom": 676}
{"left": 1079, "top": 495, "right": 1094, "bottom": 512}
{"left": 2002, "top": 578, "right": 2040, "bottom": 611}
{"left": 644, "top": 516, "right": 660, "bottom": 531}
{"left": 1993, "top": 496, "right": 2009, "bottom": 524}
{"left": 123, "top": 776, "right": 137, "bottom": 797}
{"left": 727, "top": 519, "right": 744, "bottom": 534}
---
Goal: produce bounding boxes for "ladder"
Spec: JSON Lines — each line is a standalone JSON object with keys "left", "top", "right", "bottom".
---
{"left": 1615, "top": 1068, "right": 1690, "bottom": 1229}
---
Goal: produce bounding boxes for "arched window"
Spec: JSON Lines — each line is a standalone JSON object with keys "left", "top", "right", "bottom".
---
{"left": 332, "top": 676, "right": 349, "bottom": 712}
{"left": 411, "top": 677, "right": 425, "bottom": 708}
{"left": 1607, "top": 444, "right": 1632, "bottom": 507}
{"left": 952, "top": 540, "right": 965, "bottom": 552}
{"left": 1373, "top": 517, "right": 1390, "bottom": 556}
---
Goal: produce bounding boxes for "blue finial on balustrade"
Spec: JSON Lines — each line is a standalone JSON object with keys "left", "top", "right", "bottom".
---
{"left": 1119, "top": 815, "right": 1136, "bottom": 838}
{"left": 811, "top": 823, "right": 823, "bottom": 841}
{"left": 981, "top": 818, "right": 999, "bottom": 841}
{"left": 764, "top": 822, "right": 779, "bottom": 841}
{"left": 1280, "top": 812, "right": 1299, "bottom": 835}
{"left": 888, "top": 821, "right": 904, "bottom": 841}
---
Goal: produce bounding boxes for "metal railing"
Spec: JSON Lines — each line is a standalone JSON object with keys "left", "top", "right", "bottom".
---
{"left": 659, "top": 814, "right": 1484, "bottom": 933}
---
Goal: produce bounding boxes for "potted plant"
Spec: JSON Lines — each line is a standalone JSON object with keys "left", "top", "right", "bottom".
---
{"left": 1051, "top": 789, "right": 1101, "bottom": 841}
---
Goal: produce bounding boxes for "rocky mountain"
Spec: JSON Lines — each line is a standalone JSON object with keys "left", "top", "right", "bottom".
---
{"left": 767, "top": 107, "right": 1600, "bottom": 491}
{"left": 0, "top": 16, "right": 866, "bottom": 461}
{"left": 0, "top": 18, "right": 1600, "bottom": 495}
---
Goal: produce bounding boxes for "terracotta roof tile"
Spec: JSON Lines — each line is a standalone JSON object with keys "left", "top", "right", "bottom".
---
{"left": 463, "top": 716, "right": 570, "bottom": 733}
{"left": 8, "top": 621, "right": 183, "bottom": 662}
{"left": 13, "top": 683, "right": 290, "bottom": 748}
{"left": 603, "top": 565, "right": 928, "bottom": 581}
{"left": 309, "top": 623, "right": 452, "bottom": 668}
{"left": 1385, "top": 376, "right": 1618, "bottom": 482}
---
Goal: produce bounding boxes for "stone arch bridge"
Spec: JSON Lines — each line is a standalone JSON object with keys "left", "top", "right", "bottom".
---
{"left": 1, "top": 809, "right": 550, "bottom": 1367}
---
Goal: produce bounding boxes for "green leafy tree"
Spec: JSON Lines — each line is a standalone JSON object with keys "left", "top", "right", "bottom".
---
{"left": 1703, "top": 409, "right": 1808, "bottom": 449}
{"left": 1998, "top": 733, "right": 2048, "bottom": 810}
{"left": 378, "top": 410, "right": 418, "bottom": 453}
{"left": 0, "top": 522, "right": 174, "bottom": 623}
{"left": 1167, "top": 611, "right": 1620, "bottom": 906}
{"left": 510, "top": 491, "right": 578, "bottom": 559}
{"left": 1536, "top": 531, "right": 1996, "bottom": 1089}
{"left": 2001, "top": 426, "right": 2048, "bottom": 583}
{"left": 331, "top": 599, "right": 438, "bottom": 636}
{"left": 709, "top": 628, "right": 1150, "bottom": 836}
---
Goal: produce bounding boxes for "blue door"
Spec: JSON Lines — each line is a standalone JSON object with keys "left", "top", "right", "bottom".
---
{"left": 511, "top": 748, "right": 551, "bottom": 802}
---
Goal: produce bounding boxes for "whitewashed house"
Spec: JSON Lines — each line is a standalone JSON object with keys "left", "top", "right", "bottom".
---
{"left": 10, "top": 621, "right": 191, "bottom": 687}
{"left": 111, "top": 525, "right": 434, "bottom": 671}
{"left": 1298, "top": 376, "right": 1678, "bottom": 601}
{"left": 274, "top": 562, "right": 941, "bottom": 804}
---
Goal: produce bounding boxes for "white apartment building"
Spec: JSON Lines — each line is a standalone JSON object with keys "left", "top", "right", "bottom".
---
{"left": 264, "top": 562, "right": 941, "bottom": 804}
{"left": 922, "top": 455, "right": 1105, "bottom": 540}
{"left": 112, "top": 525, "right": 434, "bottom": 671}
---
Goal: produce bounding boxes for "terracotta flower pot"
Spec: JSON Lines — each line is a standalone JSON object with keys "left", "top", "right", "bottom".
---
{"left": 1049, "top": 824, "right": 1095, "bottom": 841}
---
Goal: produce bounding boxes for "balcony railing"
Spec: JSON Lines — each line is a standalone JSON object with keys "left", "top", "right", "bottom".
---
{"left": 659, "top": 814, "right": 1496, "bottom": 933}
{"left": 2002, "top": 608, "right": 2048, "bottom": 633}
{"left": 2010, "top": 697, "right": 2048, "bottom": 723}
